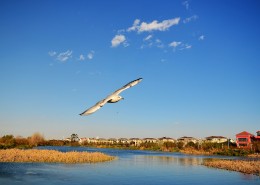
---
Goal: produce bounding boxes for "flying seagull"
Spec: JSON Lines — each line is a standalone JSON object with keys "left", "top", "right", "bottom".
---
{"left": 79, "top": 78, "right": 143, "bottom": 116}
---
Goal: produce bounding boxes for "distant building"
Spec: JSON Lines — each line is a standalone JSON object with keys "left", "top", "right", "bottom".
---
{"left": 79, "top": 137, "right": 88, "bottom": 144}
{"left": 129, "top": 138, "right": 142, "bottom": 146}
{"left": 88, "top": 138, "right": 98, "bottom": 144}
{"left": 205, "top": 136, "right": 228, "bottom": 143}
{"left": 177, "top": 136, "right": 198, "bottom": 145}
{"left": 143, "top": 138, "right": 158, "bottom": 143}
{"left": 108, "top": 138, "right": 118, "bottom": 144}
{"left": 64, "top": 137, "right": 71, "bottom": 142}
{"left": 158, "top": 137, "right": 175, "bottom": 143}
{"left": 97, "top": 138, "right": 109, "bottom": 144}
{"left": 118, "top": 138, "right": 129, "bottom": 144}
{"left": 236, "top": 131, "right": 254, "bottom": 148}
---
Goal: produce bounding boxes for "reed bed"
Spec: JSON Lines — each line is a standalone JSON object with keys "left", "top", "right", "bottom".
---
{"left": 248, "top": 153, "right": 260, "bottom": 158}
{"left": 0, "top": 149, "right": 115, "bottom": 163}
{"left": 203, "top": 159, "right": 260, "bottom": 176}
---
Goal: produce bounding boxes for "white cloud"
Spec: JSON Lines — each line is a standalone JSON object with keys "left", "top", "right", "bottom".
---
{"left": 79, "top": 54, "right": 85, "bottom": 61}
{"left": 169, "top": 42, "right": 192, "bottom": 51}
{"left": 48, "top": 50, "right": 96, "bottom": 62}
{"left": 144, "top": 34, "right": 153, "bottom": 41}
{"left": 182, "top": 1, "right": 189, "bottom": 10}
{"left": 180, "top": 44, "right": 192, "bottom": 50}
{"left": 155, "top": 39, "right": 164, "bottom": 48}
{"left": 127, "top": 18, "right": 180, "bottom": 33}
{"left": 57, "top": 50, "right": 73, "bottom": 62}
{"left": 169, "top": 41, "right": 182, "bottom": 48}
{"left": 111, "top": 34, "right": 126, "bottom": 47}
{"left": 48, "top": 51, "right": 57, "bottom": 57}
{"left": 111, "top": 16, "right": 201, "bottom": 52}
{"left": 127, "top": 19, "right": 140, "bottom": 32}
{"left": 87, "top": 50, "right": 95, "bottom": 60}
{"left": 122, "top": 42, "right": 129, "bottom": 47}
{"left": 183, "top": 15, "right": 198, "bottom": 24}
{"left": 199, "top": 35, "right": 205, "bottom": 41}
{"left": 78, "top": 51, "right": 95, "bottom": 61}
{"left": 141, "top": 37, "right": 165, "bottom": 49}
{"left": 185, "top": 44, "right": 192, "bottom": 49}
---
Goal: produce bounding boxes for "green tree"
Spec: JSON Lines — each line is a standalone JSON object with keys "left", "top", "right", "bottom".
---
{"left": 15, "top": 136, "right": 30, "bottom": 148}
{"left": 70, "top": 133, "right": 79, "bottom": 142}
{"left": 0, "top": 135, "right": 16, "bottom": 148}
{"left": 186, "top": 141, "right": 196, "bottom": 148}
{"left": 176, "top": 141, "right": 184, "bottom": 149}
{"left": 163, "top": 141, "right": 176, "bottom": 149}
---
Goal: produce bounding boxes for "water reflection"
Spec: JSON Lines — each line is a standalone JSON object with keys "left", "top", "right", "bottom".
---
{"left": 139, "top": 155, "right": 203, "bottom": 166}
{"left": 1, "top": 147, "right": 260, "bottom": 185}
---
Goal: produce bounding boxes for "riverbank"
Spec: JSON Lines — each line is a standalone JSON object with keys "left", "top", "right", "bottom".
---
{"left": 203, "top": 159, "right": 260, "bottom": 176}
{"left": 84, "top": 145, "right": 257, "bottom": 157}
{"left": 0, "top": 149, "right": 115, "bottom": 163}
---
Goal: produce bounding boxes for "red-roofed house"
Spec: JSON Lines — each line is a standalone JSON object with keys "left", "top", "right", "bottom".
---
{"left": 236, "top": 131, "right": 255, "bottom": 148}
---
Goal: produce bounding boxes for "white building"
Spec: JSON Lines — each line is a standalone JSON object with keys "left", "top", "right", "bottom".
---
{"left": 205, "top": 136, "right": 228, "bottom": 143}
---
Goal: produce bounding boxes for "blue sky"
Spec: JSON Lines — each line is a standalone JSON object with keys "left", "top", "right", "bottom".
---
{"left": 1, "top": 0, "right": 259, "bottom": 140}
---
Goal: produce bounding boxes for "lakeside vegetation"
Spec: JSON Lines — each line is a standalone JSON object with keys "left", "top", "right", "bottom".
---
{"left": 1, "top": 133, "right": 260, "bottom": 157}
{"left": 203, "top": 159, "right": 260, "bottom": 176}
{"left": 0, "top": 133, "right": 46, "bottom": 149}
{"left": 0, "top": 149, "right": 115, "bottom": 163}
{"left": 0, "top": 133, "right": 115, "bottom": 163}
{"left": 1, "top": 133, "right": 260, "bottom": 175}
{"left": 81, "top": 140, "right": 260, "bottom": 157}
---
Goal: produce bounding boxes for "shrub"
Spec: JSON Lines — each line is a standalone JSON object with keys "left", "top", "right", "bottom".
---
{"left": 163, "top": 141, "right": 176, "bottom": 149}
{"left": 176, "top": 141, "right": 184, "bottom": 149}
{"left": 0, "top": 135, "right": 16, "bottom": 148}
{"left": 28, "top": 132, "right": 45, "bottom": 147}
{"left": 186, "top": 141, "right": 196, "bottom": 148}
{"left": 252, "top": 141, "right": 260, "bottom": 153}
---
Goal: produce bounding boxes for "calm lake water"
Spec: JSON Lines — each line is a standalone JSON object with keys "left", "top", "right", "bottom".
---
{"left": 0, "top": 146, "right": 259, "bottom": 185}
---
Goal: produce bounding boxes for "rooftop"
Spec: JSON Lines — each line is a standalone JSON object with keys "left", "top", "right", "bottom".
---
{"left": 236, "top": 131, "right": 254, "bottom": 136}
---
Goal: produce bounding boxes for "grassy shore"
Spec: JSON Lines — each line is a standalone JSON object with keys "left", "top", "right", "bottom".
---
{"left": 0, "top": 149, "right": 115, "bottom": 163}
{"left": 203, "top": 159, "right": 260, "bottom": 176}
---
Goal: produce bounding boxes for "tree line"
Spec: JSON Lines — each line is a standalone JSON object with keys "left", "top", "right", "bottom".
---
{"left": 0, "top": 133, "right": 45, "bottom": 149}
{"left": 0, "top": 133, "right": 81, "bottom": 149}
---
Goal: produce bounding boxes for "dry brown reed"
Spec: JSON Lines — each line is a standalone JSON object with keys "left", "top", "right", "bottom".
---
{"left": 203, "top": 159, "right": 260, "bottom": 176}
{"left": 180, "top": 148, "right": 212, "bottom": 155}
{"left": 0, "top": 149, "right": 115, "bottom": 163}
{"left": 248, "top": 153, "right": 260, "bottom": 158}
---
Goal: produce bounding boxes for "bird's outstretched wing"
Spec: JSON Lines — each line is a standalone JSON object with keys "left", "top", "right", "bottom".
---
{"left": 79, "top": 78, "right": 142, "bottom": 116}
{"left": 79, "top": 98, "right": 108, "bottom": 116}
{"left": 113, "top": 78, "right": 143, "bottom": 95}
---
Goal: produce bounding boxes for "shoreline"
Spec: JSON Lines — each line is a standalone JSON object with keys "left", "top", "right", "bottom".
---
{"left": 85, "top": 145, "right": 260, "bottom": 157}
{"left": 0, "top": 149, "right": 116, "bottom": 163}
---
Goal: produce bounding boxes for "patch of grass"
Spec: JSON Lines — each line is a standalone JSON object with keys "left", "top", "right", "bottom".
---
{"left": 0, "top": 149, "right": 115, "bottom": 163}
{"left": 213, "top": 149, "right": 250, "bottom": 156}
{"left": 203, "top": 159, "right": 260, "bottom": 176}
